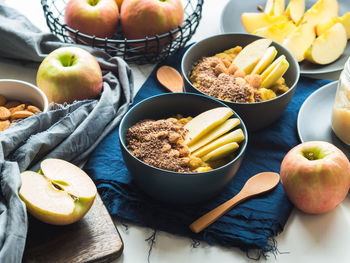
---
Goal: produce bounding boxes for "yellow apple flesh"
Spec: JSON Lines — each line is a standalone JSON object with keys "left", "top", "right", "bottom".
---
{"left": 251, "top": 46, "right": 277, "bottom": 74}
{"left": 285, "top": 0, "right": 305, "bottom": 23}
{"left": 241, "top": 12, "right": 289, "bottom": 34}
{"left": 201, "top": 142, "right": 239, "bottom": 162}
{"left": 188, "top": 118, "right": 240, "bottom": 153}
{"left": 264, "top": 0, "right": 285, "bottom": 16}
{"left": 184, "top": 107, "right": 233, "bottom": 145}
{"left": 282, "top": 22, "right": 316, "bottom": 62}
{"left": 253, "top": 21, "right": 297, "bottom": 44}
{"left": 260, "top": 55, "right": 289, "bottom": 89}
{"left": 304, "top": 23, "right": 347, "bottom": 65}
{"left": 299, "top": 0, "right": 339, "bottom": 28}
{"left": 19, "top": 159, "right": 97, "bottom": 225}
{"left": 193, "top": 129, "right": 245, "bottom": 158}
{"left": 233, "top": 38, "right": 272, "bottom": 74}
{"left": 316, "top": 13, "right": 350, "bottom": 39}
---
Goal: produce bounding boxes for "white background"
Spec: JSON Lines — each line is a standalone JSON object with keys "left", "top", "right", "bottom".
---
{"left": 1, "top": 0, "right": 350, "bottom": 262}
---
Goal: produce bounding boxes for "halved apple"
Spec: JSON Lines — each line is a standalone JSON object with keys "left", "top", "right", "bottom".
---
{"left": 19, "top": 158, "right": 97, "bottom": 225}
{"left": 304, "top": 23, "right": 347, "bottom": 65}
{"left": 282, "top": 22, "right": 316, "bottom": 62}
{"left": 316, "top": 13, "right": 350, "bottom": 38}
{"left": 241, "top": 12, "right": 289, "bottom": 34}
{"left": 188, "top": 118, "right": 240, "bottom": 153}
{"left": 184, "top": 107, "right": 233, "bottom": 145}
{"left": 260, "top": 55, "right": 289, "bottom": 89}
{"left": 253, "top": 21, "right": 297, "bottom": 44}
{"left": 201, "top": 142, "right": 239, "bottom": 162}
{"left": 285, "top": 0, "right": 305, "bottom": 24}
{"left": 233, "top": 38, "right": 272, "bottom": 74}
{"left": 193, "top": 129, "right": 245, "bottom": 158}
{"left": 265, "top": 0, "right": 285, "bottom": 16}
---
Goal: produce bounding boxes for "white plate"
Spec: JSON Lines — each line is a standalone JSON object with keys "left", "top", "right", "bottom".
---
{"left": 297, "top": 81, "right": 350, "bottom": 157}
{"left": 220, "top": 0, "right": 350, "bottom": 75}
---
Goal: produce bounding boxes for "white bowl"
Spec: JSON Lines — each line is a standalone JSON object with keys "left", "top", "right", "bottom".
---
{"left": 0, "top": 79, "right": 49, "bottom": 112}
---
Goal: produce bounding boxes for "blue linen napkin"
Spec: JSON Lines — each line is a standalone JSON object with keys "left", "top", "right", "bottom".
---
{"left": 84, "top": 46, "right": 332, "bottom": 255}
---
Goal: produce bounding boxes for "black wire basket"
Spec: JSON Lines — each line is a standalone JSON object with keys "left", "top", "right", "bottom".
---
{"left": 41, "top": 0, "right": 203, "bottom": 64}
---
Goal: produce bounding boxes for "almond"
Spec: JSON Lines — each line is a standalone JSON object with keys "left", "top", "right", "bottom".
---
{"left": 0, "top": 107, "right": 11, "bottom": 120}
{"left": 11, "top": 110, "right": 34, "bottom": 121}
{"left": 0, "top": 120, "right": 10, "bottom": 131}
{"left": 0, "top": 95, "right": 6, "bottom": 106}
{"left": 26, "top": 105, "right": 41, "bottom": 114}
{"left": 4, "top": 101, "right": 21, "bottom": 109}
{"left": 9, "top": 104, "right": 26, "bottom": 114}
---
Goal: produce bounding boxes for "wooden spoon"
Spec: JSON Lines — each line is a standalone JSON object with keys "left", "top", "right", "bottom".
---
{"left": 189, "top": 172, "right": 280, "bottom": 233}
{"left": 156, "top": 65, "right": 183, "bottom": 93}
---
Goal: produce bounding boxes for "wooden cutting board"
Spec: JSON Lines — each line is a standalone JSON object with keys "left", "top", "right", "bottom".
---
{"left": 23, "top": 193, "right": 123, "bottom": 263}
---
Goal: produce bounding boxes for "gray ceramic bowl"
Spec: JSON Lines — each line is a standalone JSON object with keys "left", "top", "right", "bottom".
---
{"left": 181, "top": 33, "right": 300, "bottom": 131}
{"left": 119, "top": 93, "right": 248, "bottom": 204}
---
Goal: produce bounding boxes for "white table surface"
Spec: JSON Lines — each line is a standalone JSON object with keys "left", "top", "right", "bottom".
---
{"left": 1, "top": 0, "right": 350, "bottom": 262}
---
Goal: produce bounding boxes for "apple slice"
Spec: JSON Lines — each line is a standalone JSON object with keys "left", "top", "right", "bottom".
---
{"left": 188, "top": 118, "right": 240, "bottom": 153}
{"left": 241, "top": 12, "right": 289, "bottom": 33}
{"left": 260, "top": 55, "right": 285, "bottom": 81}
{"left": 233, "top": 38, "right": 272, "bottom": 74}
{"left": 184, "top": 107, "right": 233, "bottom": 145}
{"left": 282, "top": 22, "right": 316, "bottom": 62}
{"left": 304, "top": 23, "right": 347, "bottom": 65}
{"left": 253, "top": 21, "right": 297, "bottom": 44}
{"left": 265, "top": 0, "right": 285, "bottom": 16}
{"left": 299, "top": 0, "right": 339, "bottom": 27}
{"left": 260, "top": 55, "right": 289, "bottom": 89}
{"left": 285, "top": 0, "right": 305, "bottom": 24}
{"left": 316, "top": 13, "right": 350, "bottom": 39}
{"left": 192, "top": 129, "right": 245, "bottom": 158}
{"left": 201, "top": 142, "right": 239, "bottom": 162}
{"left": 251, "top": 46, "right": 278, "bottom": 75}
{"left": 19, "top": 158, "right": 97, "bottom": 225}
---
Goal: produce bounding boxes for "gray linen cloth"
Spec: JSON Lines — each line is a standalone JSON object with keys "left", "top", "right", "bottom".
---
{"left": 0, "top": 2, "right": 134, "bottom": 262}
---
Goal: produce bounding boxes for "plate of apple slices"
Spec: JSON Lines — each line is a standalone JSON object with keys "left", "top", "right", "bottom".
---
{"left": 220, "top": 0, "right": 350, "bottom": 75}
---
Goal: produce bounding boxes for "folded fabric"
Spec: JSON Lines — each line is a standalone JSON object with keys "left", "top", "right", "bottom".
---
{"left": 0, "top": 3, "right": 134, "bottom": 263}
{"left": 84, "top": 46, "right": 332, "bottom": 255}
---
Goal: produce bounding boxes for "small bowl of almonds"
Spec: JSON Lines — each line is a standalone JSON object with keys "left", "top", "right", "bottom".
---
{"left": 0, "top": 79, "right": 49, "bottom": 131}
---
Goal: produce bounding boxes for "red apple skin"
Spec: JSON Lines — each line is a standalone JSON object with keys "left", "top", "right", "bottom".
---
{"left": 120, "top": 0, "right": 184, "bottom": 40}
{"left": 37, "top": 46, "right": 103, "bottom": 104}
{"left": 280, "top": 141, "right": 350, "bottom": 214}
{"left": 65, "top": 0, "right": 119, "bottom": 39}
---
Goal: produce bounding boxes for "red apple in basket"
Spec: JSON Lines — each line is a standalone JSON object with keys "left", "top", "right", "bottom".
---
{"left": 280, "top": 141, "right": 350, "bottom": 214}
{"left": 36, "top": 46, "right": 103, "bottom": 104}
{"left": 120, "top": 0, "right": 184, "bottom": 45}
{"left": 65, "top": 0, "right": 119, "bottom": 40}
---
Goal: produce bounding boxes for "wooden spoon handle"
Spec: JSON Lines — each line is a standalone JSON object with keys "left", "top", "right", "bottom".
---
{"left": 189, "top": 191, "right": 249, "bottom": 233}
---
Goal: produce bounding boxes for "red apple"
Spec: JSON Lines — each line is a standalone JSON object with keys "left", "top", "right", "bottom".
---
{"left": 65, "top": 0, "right": 119, "bottom": 40}
{"left": 280, "top": 141, "right": 350, "bottom": 214}
{"left": 120, "top": 0, "right": 184, "bottom": 41}
{"left": 36, "top": 46, "right": 103, "bottom": 104}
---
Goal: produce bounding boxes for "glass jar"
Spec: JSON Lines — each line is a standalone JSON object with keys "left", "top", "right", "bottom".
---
{"left": 331, "top": 57, "right": 350, "bottom": 145}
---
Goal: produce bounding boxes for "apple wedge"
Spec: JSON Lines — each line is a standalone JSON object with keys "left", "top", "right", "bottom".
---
{"left": 304, "top": 23, "right": 347, "bottom": 65}
{"left": 241, "top": 12, "right": 289, "bottom": 34}
{"left": 299, "top": 0, "right": 339, "bottom": 27}
{"left": 188, "top": 118, "right": 240, "bottom": 153}
{"left": 260, "top": 55, "right": 289, "bottom": 89}
{"left": 282, "top": 22, "right": 316, "bottom": 62}
{"left": 316, "top": 13, "right": 350, "bottom": 39}
{"left": 233, "top": 38, "right": 272, "bottom": 74}
{"left": 253, "top": 21, "right": 297, "bottom": 44}
{"left": 251, "top": 46, "right": 278, "bottom": 75}
{"left": 192, "top": 129, "right": 245, "bottom": 158}
{"left": 184, "top": 107, "right": 233, "bottom": 145}
{"left": 19, "top": 158, "right": 97, "bottom": 225}
{"left": 265, "top": 0, "right": 285, "bottom": 16}
{"left": 201, "top": 142, "right": 239, "bottom": 162}
{"left": 285, "top": 0, "right": 305, "bottom": 24}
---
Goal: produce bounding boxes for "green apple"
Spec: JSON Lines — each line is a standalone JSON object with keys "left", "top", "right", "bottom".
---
{"left": 19, "top": 159, "right": 97, "bottom": 225}
{"left": 36, "top": 46, "right": 103, "bottom": 104}
{"left": 201, "top": 142, "right": 239, "bottom": 162}
{"left": 304, "top": 23, "right": 347, "bottom": 65}
{"left": 184, "top": 107, "right": 233, "bottom": 145}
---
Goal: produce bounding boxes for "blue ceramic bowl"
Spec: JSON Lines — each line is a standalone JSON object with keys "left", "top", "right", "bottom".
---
{"left": 119, "top": 93, "right": 248, "bottom": 204}
{"left": 181, "top": 33, "right": 300, "bottom": 131}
